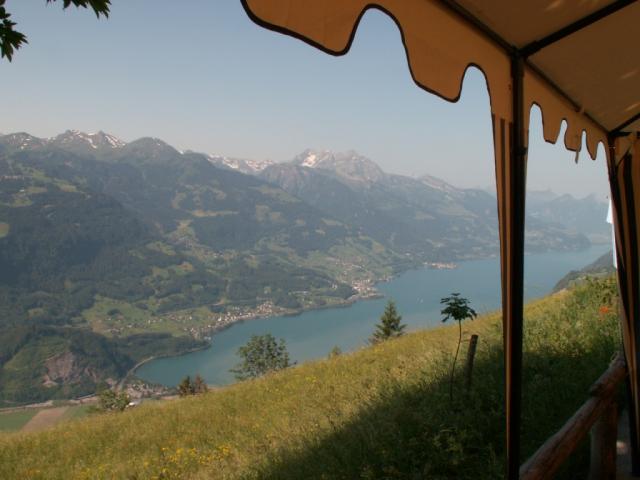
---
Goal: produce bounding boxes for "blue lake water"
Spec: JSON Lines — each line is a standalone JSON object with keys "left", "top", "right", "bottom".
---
{"left": 137, "top": 244, "right": 611, "bottom": 387}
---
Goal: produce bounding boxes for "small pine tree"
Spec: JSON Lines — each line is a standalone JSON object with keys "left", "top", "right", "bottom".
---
{"left": 328, "top": 345, "right": 342, "bottom": 358}
{"left": 177, "top": 374, "right": 207, "bottom": 396}
{"left": 193, "top": 374, "right": 208, "bottom": 394}
{"left": 370, "top": 299, "right": 406, "bottom": 344}
{"left": 178, "top": 375, "right": 195, "bottom": 397}
{"left": 230, "top": 333, "right": 293, "bottom": 380}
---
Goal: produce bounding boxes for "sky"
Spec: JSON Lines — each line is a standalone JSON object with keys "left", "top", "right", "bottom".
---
{"left": 1, "top": 0, "right": 609, "bottom": 198}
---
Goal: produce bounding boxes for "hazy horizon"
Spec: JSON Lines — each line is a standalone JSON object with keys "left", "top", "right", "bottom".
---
{"left": 2, "top": 1, "right": 609, "bottom": 199}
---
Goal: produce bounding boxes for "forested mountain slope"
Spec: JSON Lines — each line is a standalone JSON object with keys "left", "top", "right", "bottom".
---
{"left": 261, "top": 149, "right": 592, "bottom": 260}
{"left": 0, "top": 131, "right": 600, "bottom": 404}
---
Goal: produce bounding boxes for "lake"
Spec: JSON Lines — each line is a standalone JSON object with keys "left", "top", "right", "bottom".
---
{"left": 136, "top": 244, "right": 611, "bottom": 387}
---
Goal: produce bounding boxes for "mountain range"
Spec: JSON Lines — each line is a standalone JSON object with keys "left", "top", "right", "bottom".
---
{"left": 0, "top": 130, "right": 607, "bottom": 404}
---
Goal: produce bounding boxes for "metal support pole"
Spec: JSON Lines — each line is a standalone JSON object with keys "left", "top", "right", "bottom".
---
{"left": 505, "top": 53, "right": 527, "bottom": 480}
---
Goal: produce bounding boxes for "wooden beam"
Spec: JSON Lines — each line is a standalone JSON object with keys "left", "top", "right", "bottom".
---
{"left": 519, "top": 354, "right": 626, "bottom": 480}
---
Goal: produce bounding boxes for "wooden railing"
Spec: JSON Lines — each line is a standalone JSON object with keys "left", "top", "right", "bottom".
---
{"left": 519, "top": 353, "right": 627, "bottom": 480}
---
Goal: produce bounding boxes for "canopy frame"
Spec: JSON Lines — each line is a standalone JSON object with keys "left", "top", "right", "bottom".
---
{"left": 615, "top": 114, "right": 640, "bottom": 136}
{"left": 519, "top": 0, "right": 637, "bottom": 57}
{"left": 438, "top": 0, "right": 623, "bottom": 137}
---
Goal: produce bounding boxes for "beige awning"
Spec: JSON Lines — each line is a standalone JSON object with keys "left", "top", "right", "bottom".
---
{"left": 243, "top": 0, "right": 639, "bottom": 147}
{"left": 241, "top": 1, "right": 640, "bottom": 478}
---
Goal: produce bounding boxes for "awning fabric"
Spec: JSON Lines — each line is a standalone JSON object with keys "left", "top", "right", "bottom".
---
{"left": 609, "top": 133, "right": 640, "bottom": 467}
{"left": 242, "top": 0, "right": 639, "bottom": 146}
{"left": 241, "top": 1, "right": 640, "bottom": 477}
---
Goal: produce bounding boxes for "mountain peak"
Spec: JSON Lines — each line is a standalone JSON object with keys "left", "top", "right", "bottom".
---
{"left": 129, "top": 137, "right": 169, "bottom": 147}
{"left": 299, "top": 149, "right": 321, "bottom": 168}
{"left": 291, "top": 149, "right": 385, "bottom": 184}
{"left": 51, "top": 130, "right": 126, "bottom": 151}
{"left": 121, "top": 137, "right": 181, "bottom": 161}
{"left": 0, "top": 132, "right": 48, "bottom": 150}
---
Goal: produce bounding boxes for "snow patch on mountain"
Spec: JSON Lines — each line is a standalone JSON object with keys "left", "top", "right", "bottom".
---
{"left": 301, "top": 153, "right": 318, "bottom": 167}
{"left": 419, "top": 174, "right": 457, "bottom": 193}
{"left": 206, "top": 154, "right": 274, "bottom": 175}
{"left": 102, "top": 133, "right": 126, "bottom": 148}
{"left": 222, "top": 157, "right": 240, "bottom": 170}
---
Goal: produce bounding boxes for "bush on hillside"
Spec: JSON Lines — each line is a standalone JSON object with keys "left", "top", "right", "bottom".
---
{"left": 178, "top": 374, "right": 208, "bottom": 397}
{"left": 93, "top": 389, "right": 130, "bottom": 413}
{"left": 230, "top": 333, "right": 293, "bottom": 380}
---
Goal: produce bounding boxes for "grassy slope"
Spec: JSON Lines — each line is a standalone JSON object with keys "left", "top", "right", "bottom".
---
{"left": 0, "top": 410, "right": 36, "bottom": 432}
{"left": 0, "top": 278, "right": 620, "bottom": 479}
{"left": 0, "top": 405, "right": 92, "bottom": 434}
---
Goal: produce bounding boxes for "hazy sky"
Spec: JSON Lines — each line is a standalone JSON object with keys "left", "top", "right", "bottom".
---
{"left": 2, "top": 0, "right": 609, "bottom": 198}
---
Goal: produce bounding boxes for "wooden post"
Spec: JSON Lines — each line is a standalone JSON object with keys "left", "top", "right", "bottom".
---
{"left": 588, "top": 400, "right": 618, "bottom": 480}
{"left": 465, "top": 334, "right": 479, "bottom": 392}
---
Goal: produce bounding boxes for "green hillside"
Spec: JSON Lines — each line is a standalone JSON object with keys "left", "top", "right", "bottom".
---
{"left": 0, "top": 277, "right": 620, "bottom": 479}
{"left": 0, "top": 136, "right": 393, "bottom": 323}
{"left": 553, "top": 250, "right": 614, "bottom": 292}
{"left": 0, "top": 133, "right": 406, "bottom": 404}
{"left": 260, "top": 149, "right": 593, "bottom": 260}
{"left": 0, "top": 326, "right": 205, "bottom": 405}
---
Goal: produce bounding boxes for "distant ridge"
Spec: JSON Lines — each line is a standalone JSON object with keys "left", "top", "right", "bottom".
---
{"left": 553, "top": 250, "right": 614, "bottom": 292}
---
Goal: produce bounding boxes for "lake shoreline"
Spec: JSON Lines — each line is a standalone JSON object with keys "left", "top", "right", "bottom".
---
{"left": 152, "top": 245, "right": 608, "bottom": 345}
{"left": 136, "top": 244, "right": 611, "bottom": 388}
{"left": 130, "top": 291, "right": 385, "bottom": 379}
{"left": 129, "top": 344, "right": 213, "bottom": 381}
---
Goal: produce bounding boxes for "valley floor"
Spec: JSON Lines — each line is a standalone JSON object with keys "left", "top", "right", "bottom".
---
{"left": 0, "top": 403, "right": 93, "bottom": 434}
{"left": 0, "top": 277, "right": 621, "bottom": 479}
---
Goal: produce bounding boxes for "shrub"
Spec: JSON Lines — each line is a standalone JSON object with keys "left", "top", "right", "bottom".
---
{"left": 94, "top": 389, "right": 130, "bottom": 412}
{"left": 230, "top": 333, "right": 292, "bottom": 380}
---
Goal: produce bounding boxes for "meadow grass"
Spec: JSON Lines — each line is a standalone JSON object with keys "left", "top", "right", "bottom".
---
{"left": 60, "top": 405, "right": 93, "bottom": 423}
{"left": 0, "top": 404, "right": 91, "bottom": 434}
{"left": 0, "top": 277, "right": 620, "bottom": 479}
{"left": 0, "top": 410, "right": 37, "bottom": 432}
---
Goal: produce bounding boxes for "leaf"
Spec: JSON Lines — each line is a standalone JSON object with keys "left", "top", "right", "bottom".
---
{"left": 0, "top": 8, "right": 27, "bottom": 61}
{"left": 48, "top": 0, "right": 110, "bottom": 17}
{"left": 1, "top": 0, "right": 110, "bottom": 61}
